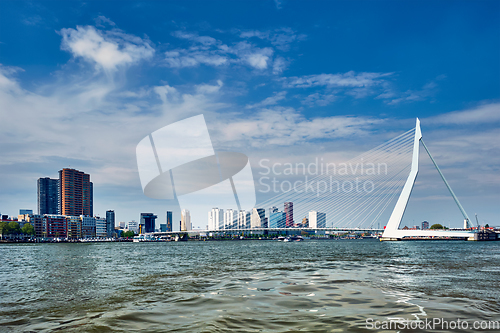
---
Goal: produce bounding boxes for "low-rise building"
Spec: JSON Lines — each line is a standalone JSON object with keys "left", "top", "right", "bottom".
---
{"left": 95, "top": 217, "right": 107, "bottom": 238}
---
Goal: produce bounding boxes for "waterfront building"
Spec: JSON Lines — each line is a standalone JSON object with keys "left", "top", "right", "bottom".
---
{"left": 127, "top": 221, "right": 139, "bottom": 234}
{"left": 119, "top": 221, "right": 126, "bottom": 229}
{"left": 95, "top": 217, "right": 107, "bottom": 238}
{"left": 67, "top": 215, "right": 82, "bottom": 239}
{"left": 301, "top": 217, "right": 309, "bottom": 228}
{"left": 284, "top": 202, "right": 294, "bottom": 227}
{"left": 251, "top": 208, "right": 265, "bottom": 228}
{"left": 44, "top": 215, "right": 67, "bottom": 238}
{"left": 181, "top": 209, "right": 191, "bottom": 231}
{"left": 166, "top": 211, "right": 173, "bottom": 232}
{"left": 237, "top": 210, "right": 250, "bottom": 229}
{"left": 160, "top": 224, "right": 168, "bottom": 232}
{"left": 26, "top": 214, "right": 45, "bottom": 238}
{"left": 81, "top": 215, "right": 96, "bottom": 238}
{"left": 224, "top": 209, "right": 235, "bottom": 229}
{"left": 309, "top": 211, "right": 326, "bottom": 228}
{"left": 208, "top": 208, "right": 223, "bottom": 230}
{"left": 269, "top": 211, "right": 286, "bottom": 228}
{"left": 19, "top": 209, "right": 33, "bottom": 215}
{"left": 106, "top": 210, "right": 115, "bottom": 237}
{"left": 140, "top": 213, "right": 157, "bottom": 233}
{"left": 37, "top": 177, "right": 59, "bottom": 215}
{"left": 268, "top": 206, "right": 278, "bottom": 219}
{"left": 422, "top": 221, "right": 429, "bottom": 230}
{"left": 59, "top": 168, "right": 93, "bottom": 216}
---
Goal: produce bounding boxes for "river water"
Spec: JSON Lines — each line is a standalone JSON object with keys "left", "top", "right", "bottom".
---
{"left": 0, "top": 240, "right": 499, "bottom": 332}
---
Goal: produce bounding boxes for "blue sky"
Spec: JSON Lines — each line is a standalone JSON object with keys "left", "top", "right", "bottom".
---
{"left": 0, "top": 1, "right": 499, "bottom": 229}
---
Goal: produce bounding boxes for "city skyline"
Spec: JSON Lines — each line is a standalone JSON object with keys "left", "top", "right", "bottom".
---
{"left": 0, "top": 1, "right": 498, "bottom": 228}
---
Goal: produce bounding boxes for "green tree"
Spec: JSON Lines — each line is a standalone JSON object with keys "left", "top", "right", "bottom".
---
{"left": 123, "top": 230, "right": 135, "bottom": 238}
{"left": 430, "top": 224, "right": 444, "bottom": 230}
{"left": 0, "top": 222, "right": 7, "bottom": 236}
{"left": 485, "top": 224, "right": 490, "bottom": 228}
{"left": 6, "top": 222, "right": 21, "bottom": 235}
{"left": 21, "top": 223, "right": 35, "bottom": 236}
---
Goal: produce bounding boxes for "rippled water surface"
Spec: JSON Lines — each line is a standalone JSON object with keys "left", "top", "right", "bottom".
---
{"left": 1, "top": 240, "right": 499, "bottom": 332}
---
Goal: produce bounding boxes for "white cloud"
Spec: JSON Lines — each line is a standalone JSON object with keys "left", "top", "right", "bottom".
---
{"left": 302, "top": 92, "right": 337, "bottom": 107}
{"left": 426, "top": 102, "right": 500, "bottom": 125}
{"left": 94, "top": 15, "right": 116, "bottom": 27}
{"left": 164, "top": 30, "right": 300, "bottom": 72}
{"left": 272, "top": 56, "right": 287, "bottom": 74}
{"left": 60, "top": 25, "right": 154, "bottom": 72}
{"left": 284, "top": 71, "right": 392, "bottom": 88}
{"left": 239, "top": 27, "right": 305, "bottom": 51}
{"left": 246, "top": 52, "right": 271, "bottom": 69}
{"left": 214, "top": 108, "right": 382, "bottom": 147}
{"left": 386, "top": 77, "right": 443, "bottom": 105}
{"left": 195, "top": 80, "right": 223, "bottom": 94}
{"left": 246, "top": 91, "right": 287, "bottom": 109}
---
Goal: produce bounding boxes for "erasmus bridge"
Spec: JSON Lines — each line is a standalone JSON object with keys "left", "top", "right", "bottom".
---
{"left": 143, "top": 118, "right": 476, "bottom": 241}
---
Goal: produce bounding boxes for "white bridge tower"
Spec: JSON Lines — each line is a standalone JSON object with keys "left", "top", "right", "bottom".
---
{"left": 381, "top": 118, "right": 476, "bottom": 240}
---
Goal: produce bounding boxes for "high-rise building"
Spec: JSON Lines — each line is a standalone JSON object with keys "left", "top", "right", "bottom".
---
{"left": 284, "top": 202, "right": 293, "bottom": 227}
{"left": 309, "top": 211, "right": 326, "bottom": 228}
{"left": 251, "top": 208, "right": 265, "bottom": 228}
{"left": 422, "top": 221, "right": 429, "bottom": 230}
{"left": 238, "top": 210, "right": 250, "bottom": 229}
{"left": 224, "top": 209, "right": 235, "bottom": 229}
{"left": 59, "top": 168, "right": 93, "bottom": 216}
{"left": 106, "top": 210, "right": 115, "bottom": 237}
{"left": 140, "top": 213, "right": 157, "bottom": 233}
{"left": 166, "top": 211, "right": 173, "bottom": 232}
{"left": 37, "top": 177, "right": 59, "bottom": 215}
{"left": 269, "top": 211, "right": 286, "bottom": 228}
{"left": 268, "top": 206, "right": 278, "bottom": 219}
{"left": 181, "top": 209, "right": 191, "bottom": 231}
{"left": 208, "top": 208, "right": 223, "bottom": 230}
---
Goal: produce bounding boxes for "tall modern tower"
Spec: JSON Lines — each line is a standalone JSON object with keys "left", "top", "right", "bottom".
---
{"left": 284, "top": 202, "right": 293, "bottom": 227}
{"left": 106, "top": 210, "right": 115, "bottom": 237}
{"left": 59, "top": 168, "right": 93, "bottom": 216}
{"left": 166, "top": 211, "right": 173, "bottom": 232}
{"left": 37, "top": 177, "right": 59, "bottom": 215}
{"left": 140, "top": 213, "right": 157, "bottom": 233}
{"left": 181, "top": 209, "right": 191, "bottom": 231}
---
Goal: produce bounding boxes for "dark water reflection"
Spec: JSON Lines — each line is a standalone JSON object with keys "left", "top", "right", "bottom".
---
{"left": 1, "top": 240, "right": 499, "bottom": 332}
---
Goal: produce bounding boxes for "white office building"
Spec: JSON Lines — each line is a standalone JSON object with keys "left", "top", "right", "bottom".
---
{"left": 127, "top": 221, "right": 139, "bottom": 234}
{"left": 95, "top": 217, "right": 107, "bottom": 238}
{"left": 308, "top": 211, "right": 326, "bottom": 228}
{"left": 237, "top": 210, "right": 250, "bottom": 229}
{"left": 251, "top": 208, "right": 265, "bottom": 228}
{"left": 181, "top": 209, "right": 192, "bottom": 231}
{"left": 224, "top": 209, "right": 235, "bottom": 229}
{"left": 208, "top": 208, "right": 223, "bottom": 230}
